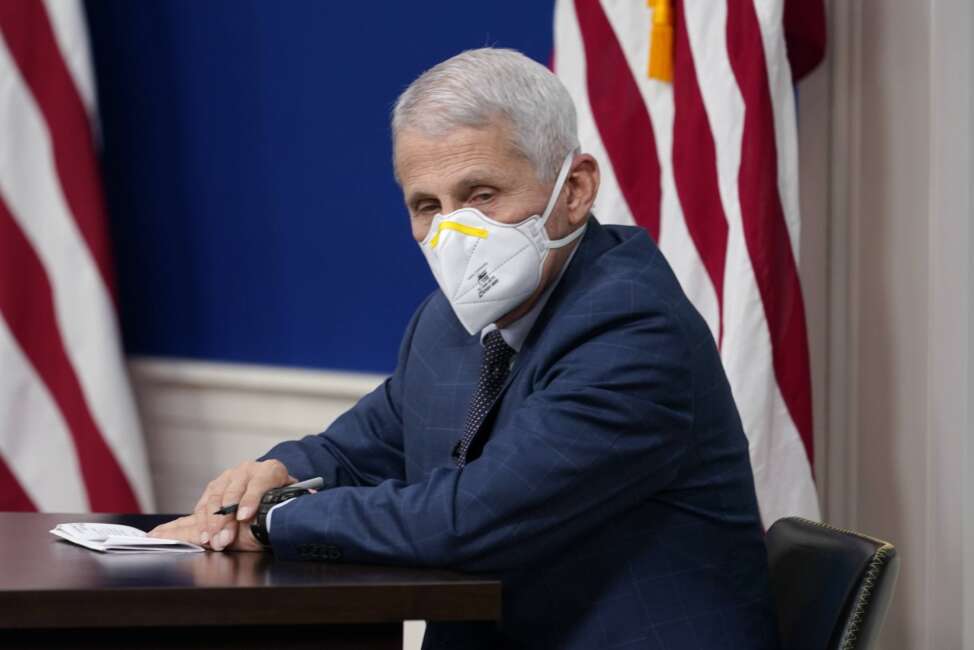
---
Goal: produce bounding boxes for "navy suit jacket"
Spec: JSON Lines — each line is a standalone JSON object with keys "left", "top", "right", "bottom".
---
{"left": 262, "top": 218, "right": 779, "bottom": 649}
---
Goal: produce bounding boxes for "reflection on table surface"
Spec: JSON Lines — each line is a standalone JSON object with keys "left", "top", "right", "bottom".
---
{"left": 2, "top": 512, "right": 497, "bottom": 592}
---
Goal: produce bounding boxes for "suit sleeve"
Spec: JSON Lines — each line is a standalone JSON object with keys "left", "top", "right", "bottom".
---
{"left": 257, "top": 295, "right": 433, "bottom": 488}
{"left": 268, "top": 306, "right": 696, "bottom": 572}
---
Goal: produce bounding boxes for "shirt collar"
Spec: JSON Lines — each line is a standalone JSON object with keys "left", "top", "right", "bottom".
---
{"left": 480, "top": 240, "right": 580, "bottom": 352}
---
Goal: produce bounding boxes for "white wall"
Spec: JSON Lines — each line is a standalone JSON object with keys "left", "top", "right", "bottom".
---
{"left": 820, "top": 1, "right": 974, "bottom": 647}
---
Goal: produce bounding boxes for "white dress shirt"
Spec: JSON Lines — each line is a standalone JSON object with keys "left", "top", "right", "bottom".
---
{"left": 479, "top": 241, "right": 580, "bottom": 352}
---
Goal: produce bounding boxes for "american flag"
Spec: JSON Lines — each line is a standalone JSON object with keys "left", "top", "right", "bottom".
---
{"left": 0, "top": 0, "right": 153, "bottom": 512}
{"left": 554, "top": 0, "right": 825, "bottom": 525}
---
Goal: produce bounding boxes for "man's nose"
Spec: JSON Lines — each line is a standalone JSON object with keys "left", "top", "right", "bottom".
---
{"left": 411, "top": 199, "right": 465, "bottom": 242}
{"left": 439, "top": 199, "right": 463, "bottom": 214}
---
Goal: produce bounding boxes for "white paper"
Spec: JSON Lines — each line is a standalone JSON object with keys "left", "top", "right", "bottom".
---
{"left": 50, "top": 522, "right": 204, "bottom": 553}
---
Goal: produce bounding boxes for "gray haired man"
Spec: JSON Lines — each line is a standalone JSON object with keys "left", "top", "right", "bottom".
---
{"left": 152, "top": 48, "right": 779, "bottom": 650}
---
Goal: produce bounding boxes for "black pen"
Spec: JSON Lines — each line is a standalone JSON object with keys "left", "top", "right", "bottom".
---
{"left": 213, "top": 476, "right": 325, "bottom": 515}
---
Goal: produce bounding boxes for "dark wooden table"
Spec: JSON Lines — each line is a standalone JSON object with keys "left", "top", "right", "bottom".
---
{"left": 0, "top": 513, "right": 501, "bottom": 649}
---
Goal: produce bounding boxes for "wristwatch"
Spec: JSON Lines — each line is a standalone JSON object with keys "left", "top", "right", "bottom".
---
{"left": 250, "top": 484, "right": 314, "bottom": 547}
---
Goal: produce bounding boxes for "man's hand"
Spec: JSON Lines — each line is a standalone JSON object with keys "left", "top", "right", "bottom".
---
{"left": 189, "top": 459, "right": 295, "bottom": 551}
{"left": 147, "top": 512, "right": 264, "bottom": 552}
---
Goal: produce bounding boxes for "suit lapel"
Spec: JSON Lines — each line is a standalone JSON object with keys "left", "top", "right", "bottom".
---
{"left": 455, "top": 217, "right": 615, "bottom": 465}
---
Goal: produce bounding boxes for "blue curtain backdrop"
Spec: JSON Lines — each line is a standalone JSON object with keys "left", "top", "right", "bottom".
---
{"left": 85, "top": 1, "right": 555, "bottom": 374}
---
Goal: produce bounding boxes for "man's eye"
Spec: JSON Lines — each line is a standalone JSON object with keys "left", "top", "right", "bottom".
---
{"left": 471, "top": 192, "right": 493, "bottom": 203}
{"left": 416, "top": 203, "right": 438, "bottom": 214}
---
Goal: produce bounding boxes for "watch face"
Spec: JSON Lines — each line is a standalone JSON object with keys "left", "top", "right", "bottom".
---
{"left": 269, "top": 487, "right": 310, "bottom": 504}
{"left": 254, "top": 487, "right": 312, "bottom": 547}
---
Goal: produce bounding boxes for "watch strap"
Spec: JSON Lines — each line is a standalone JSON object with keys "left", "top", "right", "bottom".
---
{"left": 251, "top": 485, "right": 312, "bottom": 546}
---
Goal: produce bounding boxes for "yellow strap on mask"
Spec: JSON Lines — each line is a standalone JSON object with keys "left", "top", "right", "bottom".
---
{"left": 429, "top": 221, "right": 489, "bottom": 249}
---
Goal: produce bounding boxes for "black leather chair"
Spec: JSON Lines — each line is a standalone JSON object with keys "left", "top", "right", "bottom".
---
{"left": 765, "top": 517, "right": 900, "bottom": 650}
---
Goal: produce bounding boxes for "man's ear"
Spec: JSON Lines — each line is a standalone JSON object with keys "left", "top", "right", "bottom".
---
{"left": 565, "top": 154, "right": 600, "bottom": 225}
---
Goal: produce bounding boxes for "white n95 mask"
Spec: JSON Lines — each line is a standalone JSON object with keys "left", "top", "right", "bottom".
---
{"left": 419, "top": 153, "right": 585, "bottom": 335}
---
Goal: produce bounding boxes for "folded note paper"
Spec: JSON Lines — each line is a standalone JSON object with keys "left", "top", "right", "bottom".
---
{"left": 50, "top": 522, "right": 204, "bottom": 553}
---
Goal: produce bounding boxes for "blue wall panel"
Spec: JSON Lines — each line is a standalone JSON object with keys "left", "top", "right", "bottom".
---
{"left": 85, "top": 1, "right": 554, "bottom": 373}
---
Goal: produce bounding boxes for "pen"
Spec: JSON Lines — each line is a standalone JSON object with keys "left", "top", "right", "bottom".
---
{"left": 212, "top": 476, "right": 325, "bottom": 515}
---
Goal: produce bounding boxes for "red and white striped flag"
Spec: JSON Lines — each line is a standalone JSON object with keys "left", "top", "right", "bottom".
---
{"left": 0, "top": 0, "right": 153, "bottom": 512}
{"left": 554, "top": 0, "right": 825, "bottom": 525}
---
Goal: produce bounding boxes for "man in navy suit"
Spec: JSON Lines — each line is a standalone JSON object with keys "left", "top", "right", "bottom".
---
{"left": 152, "top": 48, "right": 779, "bottom": 649}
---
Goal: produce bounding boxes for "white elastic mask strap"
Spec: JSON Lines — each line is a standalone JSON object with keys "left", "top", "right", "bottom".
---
{"left": 540, "top": 152, "right": 586, "bottom": 249}
{"left": 539, "top": 153, "right": 576, "bottom": 225}
{"left": 547, "top": 220, "right": 587, "bottom": 249}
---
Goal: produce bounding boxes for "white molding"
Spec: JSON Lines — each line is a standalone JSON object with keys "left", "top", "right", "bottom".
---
{"left": 129, "top": 356, "right": 386, "bottom": 399}
{"left": 128, "top": 357, "right": 385, "bottom": 514}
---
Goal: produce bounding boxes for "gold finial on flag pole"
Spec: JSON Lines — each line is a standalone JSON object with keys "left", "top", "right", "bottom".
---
{"left": 647, "top": 0, "right": 673, "bottom": 82}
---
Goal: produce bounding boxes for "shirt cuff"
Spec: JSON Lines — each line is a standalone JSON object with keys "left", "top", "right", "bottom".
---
{"left": 265, "top": 499, "right": 296, "bottom": 540}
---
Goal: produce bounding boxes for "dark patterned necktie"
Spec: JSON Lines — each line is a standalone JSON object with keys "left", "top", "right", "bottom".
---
{"left": 454, "top": 330, "right": 516, "bottom": 469}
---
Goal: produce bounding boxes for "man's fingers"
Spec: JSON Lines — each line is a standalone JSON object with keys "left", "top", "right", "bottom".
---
{"left": 153, "top": 513, "right": 226, "bottom": 550}
{"left": 209, "top": 462, "right": 265, "bottom": 550}
{"left": 146, "top": 524, "right": 168, "bottom": 538}
{"left": 193, "top": 488, "right": 211, "bottom": 514}
{"left": 147, "top": 518, "right": 182, "bottom": 537}
{"left": 235, "top": 460, "right": 290, "bottom": 521}
{"left": 147, "top": 514, "right": 196, "bottom": 539}
{"left": 178, "top": 461, "right": 292, "bottom": 550}
{"left": 192, "top": 500, "right": 210, "bottom": 545}
{"left": 234, "top": 483, "right": 264, "bottom": 523}
{"left": 210, "top": 523, "right": 237, "bottom": 552}
{"left": 221, "top": 472, "right": 249, "bottom": 513}
{"left": 192, "top": 482, "right": 215, "bottom": 544}
{"left": 204, "top": 470, "right": 236, "bottom": 542}
{"left": 163, "top": 520, "right": 204, "bottom": 545}
{"left": 206, "top": 495, "right": 232, "bottom": 544}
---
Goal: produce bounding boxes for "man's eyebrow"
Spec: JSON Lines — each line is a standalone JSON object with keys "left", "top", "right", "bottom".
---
{"left": 457, "top": 176, "right": 498, "bottom": 190}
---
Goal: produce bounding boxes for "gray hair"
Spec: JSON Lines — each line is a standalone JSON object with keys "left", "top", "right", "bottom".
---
{"left": 392, "top": 48, "right": 579, "bottom": 182}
